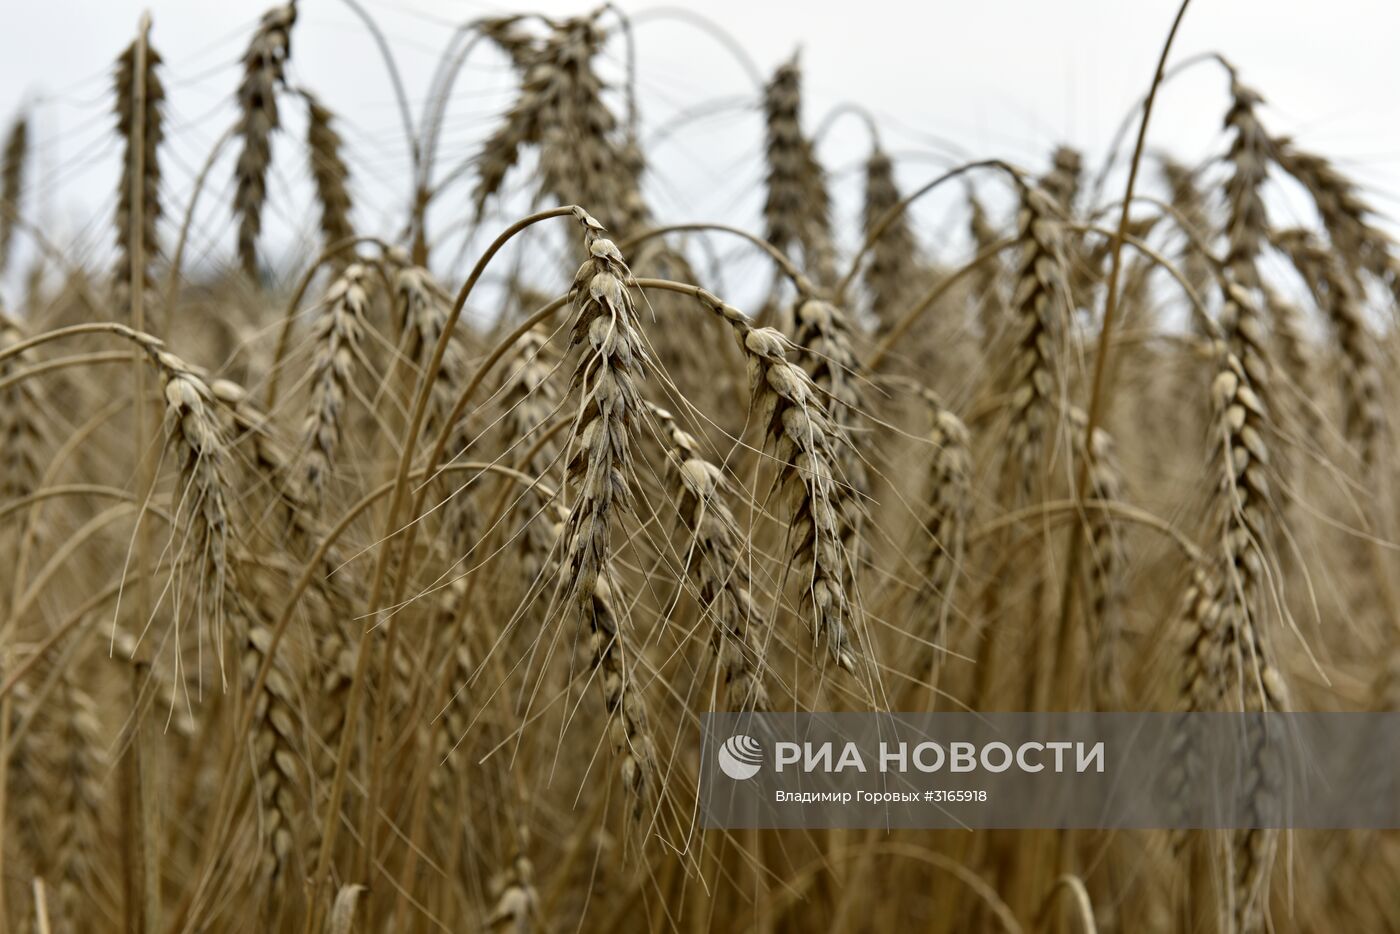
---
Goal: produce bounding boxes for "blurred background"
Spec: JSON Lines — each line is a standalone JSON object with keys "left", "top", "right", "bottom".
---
{"left": 1, "top": 0, "right": 1396, "bottom": 305}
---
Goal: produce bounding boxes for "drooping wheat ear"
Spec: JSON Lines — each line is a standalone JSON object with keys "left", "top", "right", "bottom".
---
{"left": 540, "top": 16, "right": 648, "bottom": 237}
{"left": 0, "top": 314, "right": 46, "bottom": 501}
{"left": 1273, "top": 228, "right": 1385, "bottom": 466}
{"left": 487, "top": 852, "right": 540, "bottom": 933}
{"left": 1003, "top": 183, "right": 1069, "bottom": 497}
{"left": 395, "top": 263, "right": 465, "bottom": 445}
{"left": 1040, "top": 145, "right": 1083, "bottom": 215}
{"left": 237, "top": 599, "right": 308, "bottom": 885}
{"left": 472, "top": 59, "right": 544, "bottom": 219}
{"left": 131, "top": 337, "right": 235, "bottom": 644}
{"left": 651, "top": 403, "right": 771, "bottom": 712}
{"left": 1222, "top": 78, "right": 1272, "bottom": 287}
{"left": 0, "top": 115, "right": 28, "bottom": 277}
{"left": 1067, "top": 406, "right": 1128, "bottom": 709}
{"left": 480, "top": 15, "right": 538, "bottom": 68}
{"left": 233, "top": 2, "right": 297, "bottom": 279}
{"left": 113, "top": 29, "right": 165, "bottom": 320}
{"left": 1159, "top": 157, "right": 1214, "bottom": 327}
{"left": 741, "top": 325, "right": 858, "bottom": 672}
{"left": 301, "top": 262, "right": 368, "bottom": 508}
{"left": 862, "top": 147, "right": 917, "bottom": 329}
{"left": 474, "top": 15, "right": 645, "bottom": 236}
{"left": 793, "top": 296, "right": 868, "bottom": 558}
{"left": 303, "top": 91, "right": 355, "bottom": 256}
{"left": 54, "top": 675, "right": 106, "bottom": 926}
{"left": 583, "top": 569, "right": 657, "bottom": 820}
{"left": 560, "top": 214, "right": 651, "bottom": 614}
{"left": 762, "top": 54, "right": 835, "bottom": 284}
{"left": 1272, "top": 136, "right": 1391, "bottom": 283}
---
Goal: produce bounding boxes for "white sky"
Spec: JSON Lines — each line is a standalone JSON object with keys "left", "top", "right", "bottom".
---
{"left": 3, "top": 0, "right": 1399, "bottom": 300}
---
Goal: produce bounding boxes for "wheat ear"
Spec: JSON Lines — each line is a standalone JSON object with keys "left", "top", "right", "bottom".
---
{"left": 1003, "top": 183, "right": 1068, "bottom": 497}
{"left": 114, "top": 29, "right": 165, "bottom": 319}
{"left": 303, "top": 91, "right": 355, "bottom": 256}
{"left": 651, "top": 404, "right": 771, "bottom": 711}
{"left": 560, "top": 214, "right": 650, "bottom": 612}
{"left": 0, "top": 116, "right": 28, "bottom": 278}
{"left": 301, "top": 262, "right": 369, "bottom": 508}
{"left": 233, "top": 3, "right": 297, "bottom": 278}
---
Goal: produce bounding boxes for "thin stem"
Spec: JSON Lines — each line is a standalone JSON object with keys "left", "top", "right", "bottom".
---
{"left": 161, "top": 124, "right": 236, "bottom": 336}
{"left": 630, "top": 7, "right": 764, "bottom": 88}
{"left": 1054, "top": 0, "right": 1193, "bottom": 704}
{"left": 835, "top": 159, "right": 1024, "bottom": 302}
{"left": 335, "top": 0, "right": 419, "bottom": 211}
{"left": 616, "top": 222, "right": 809, "bottom": 291}
{"left": 304, "top": 206, "right": 580, "bottom": 931}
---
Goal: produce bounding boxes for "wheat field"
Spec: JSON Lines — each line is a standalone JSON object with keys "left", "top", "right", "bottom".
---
{"left": 0, "top": 2, "right": 1397, "bottom": 932}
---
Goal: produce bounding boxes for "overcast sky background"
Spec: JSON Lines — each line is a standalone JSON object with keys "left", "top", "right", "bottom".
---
{"left": 2, "top": 0, "right": 1399, "bottom": 306}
